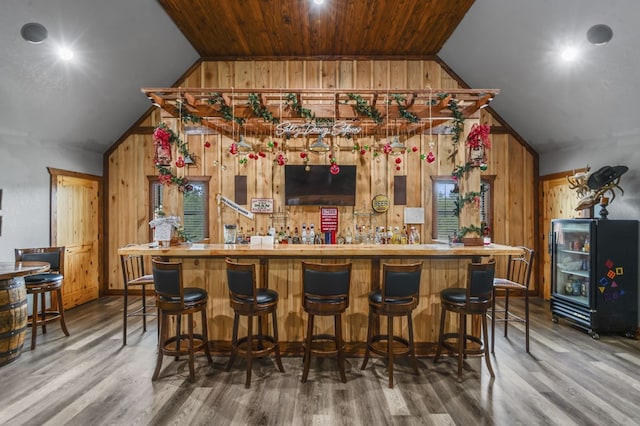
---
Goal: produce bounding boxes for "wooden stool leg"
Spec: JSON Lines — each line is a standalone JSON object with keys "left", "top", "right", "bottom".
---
{"left": 56, "top": 288, "right": 70, "bottom": 336}
{"left": 482, "top": 313, "right": 495, "bottom": 378}
{"left": 387, "top": 314, "right": 394, "bottom": 388}
{"left": 360, "top": 308, "right": 374, "bottom": 370}
{"left": 187, "top": 313, "right": 196, "bottom": 382}
{"left": 272, "top": 309, "right": 284, "bottom": 373}
{"left": 40, "top": 292, "right": 47, "bottom": 334}
{"left": 201, "top": 308, "right": 213, "bottom": 363}
{"left": 407, "top": 312, "right": 419, "bottom": 376}
{"left": 457, "top": 314, "right": 465, "bottom": 382}
{"left": 525, "top": 290, "right": 530, "bottom": 353}
{"left": 433, "top": 306, "right": 447, "bottom": 363}
{"left": 123, "top": 283, "right": 129, "bottom": 345}
{"left": 245, "top": 315, "right": 253, "bottom": 388}
{"left": 335, "top": 314, "right": 346, "bottom": 383}
{"left": 491, "top": 288, "right": 496, "bottom": 354}
{"left": 30, "top": 292, "right": 39, "bottom": 350}
{"left": 257, "top": 314, "right": 264, "bottom": 350}
{"left": 226, "top": 313, "right": 239, "bottom": 372}
{"left": 504, "top": 289, "right": 510, "bottom": 338}
{"left": 301, "top": 313, "right": 314, "bottom": 383}
{"left": 152, "top": 311, "right": 166, "bottom": 381}
{"left": 141, "top": 285, "right": 147, "bottom": 332}
{"left": 175, "top": 315, "right": 182, "bottom": 361}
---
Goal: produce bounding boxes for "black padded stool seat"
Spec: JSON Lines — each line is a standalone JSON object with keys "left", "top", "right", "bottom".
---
{"left": 225, "top": 258, "right": 285, "bottom": 388}
{"left": 361, "top": 262, "right": 422, "bottom": 388}
{"left": 152, "top": 259, "right": 212, "bottom": 382}
{"left": 434, "top": 261, "right": 496, "bottom": 382}
{"left": 301, "top": 262, "right": 352, "bottom": 383}
{"left": 15, "top": 247, "right": 70, "bottom": 351}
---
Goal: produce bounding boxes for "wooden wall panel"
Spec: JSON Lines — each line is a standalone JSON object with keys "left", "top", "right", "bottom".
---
{"left": 106, "top": 58, "right": 539, "bottom": 316}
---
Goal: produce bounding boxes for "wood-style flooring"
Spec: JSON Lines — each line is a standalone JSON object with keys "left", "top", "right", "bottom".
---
{"left": 1, "top": 296, "right": 639, "bottom": 425}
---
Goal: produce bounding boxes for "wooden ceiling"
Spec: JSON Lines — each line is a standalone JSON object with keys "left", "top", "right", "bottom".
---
{"left": 159, "top": 0, "right": 475, "bottom": 58}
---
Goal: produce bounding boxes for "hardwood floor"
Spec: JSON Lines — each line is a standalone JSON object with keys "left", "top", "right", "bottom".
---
{"left": 1, "top": 296, "right": 639, "bottom": 425}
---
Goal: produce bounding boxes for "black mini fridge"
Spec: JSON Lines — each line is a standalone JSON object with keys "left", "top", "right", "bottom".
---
{"left": 550, "top": 219, "right": 638, "bottom": 339}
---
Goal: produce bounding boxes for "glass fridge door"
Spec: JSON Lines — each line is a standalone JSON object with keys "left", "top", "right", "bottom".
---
{"left": 553, "top": 220, "right": 591, "bottom": 306}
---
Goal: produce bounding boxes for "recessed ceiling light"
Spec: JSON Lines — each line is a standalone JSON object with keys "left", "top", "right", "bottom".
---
{"left": 560, "top": 47, "right": 579, "bottom": 62}
{"left": 58, "top": 47, "right": 74, "bottom": 61}
{"left": 313, "top": 0, "right": 325, "bottom": 4}
{"left": 587, "top": 24, "right": 613, "bottom": 45}
{"left": 21, "top": 22, "right": 48, "bottom": 44}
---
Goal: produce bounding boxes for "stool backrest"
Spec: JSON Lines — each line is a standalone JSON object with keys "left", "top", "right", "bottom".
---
{"left": 225, "top": 258, "right": 257, "bottom": 302}
{"left": 119, "top": 244, "right": 148, "bottom": 283}
{"left": 467, "top": 260, "right": 496, "bottom": 301}
{"left": 152, "top": 259, "right": 184, "bottom": 310}
{"left": 506, "top": 247, "right": 534, "bottom": 289}
{"left": 382, "top": 262, "right": 422, "bottom": 302}
{"left": 302, "top": 262, "right": 352, "bottom": 298}
{"left": 15, "top": 246, "right": 65, "bottom": 274}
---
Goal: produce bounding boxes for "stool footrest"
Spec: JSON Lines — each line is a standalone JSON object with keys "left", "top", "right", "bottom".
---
{"left": 367, "top": 335, "right": 411, "bottom": 357}
{"left": 161, "top": 333, "right": 208, "bottom": 357}
{"left": 235, "top": 335, "right": 279, "bottom": 359}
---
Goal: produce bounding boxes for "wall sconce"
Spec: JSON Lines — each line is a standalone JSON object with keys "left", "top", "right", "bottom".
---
{"left": 309, "top": 134, "right": 330, "bottom": 153}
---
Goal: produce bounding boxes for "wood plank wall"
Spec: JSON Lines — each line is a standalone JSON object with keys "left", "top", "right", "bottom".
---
{"left": 106, "top": 59, "right": 537, "bottom": 342}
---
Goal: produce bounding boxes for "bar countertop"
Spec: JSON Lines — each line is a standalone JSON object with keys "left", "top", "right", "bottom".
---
{"left": 118, "top": 242, "right": 523, "bottom": 258}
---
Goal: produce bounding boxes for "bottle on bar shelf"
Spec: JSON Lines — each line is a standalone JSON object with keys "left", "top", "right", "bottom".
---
{"left": 345, "top": 227, "right": 353, "bottom": 244}
{"left": 293, "top": 227, "right": 300, "bottom": 244}
{"left": 308, "top": 224, "right": 316, "bottom": 245}
{"left": 401, "top": 226, "right": 408, "bottom": 245}
{"left": 301, "top": 224, "right": 307, "bottom": 244}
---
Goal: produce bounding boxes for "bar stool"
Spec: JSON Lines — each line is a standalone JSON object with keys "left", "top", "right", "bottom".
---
{"left": 301, "top": 261, "right": 352, "bottom": 383}
{"left": 151, "top": 259, "right": 212, "bottom": 382}
{"left": 434, "top": 260, "right": 496, "bottom": 382}
{"left": 490, "top": 247, "right": 534, "bottom": 353}
{"left": 119, "top": 246, "right": 155, "bottom": 345}
{"left": 361, "top": 262, "right": 422, "bottom": 388}
{"left": 14, "top": 247, "right": 70, "bottom": 350}
{"left": 225, "top": 258, "right": 285, "bottom": 388}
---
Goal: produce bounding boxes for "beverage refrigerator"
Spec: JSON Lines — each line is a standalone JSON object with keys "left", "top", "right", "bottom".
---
{"left": 550, "top": 218, "right": 638, "bottom": 339}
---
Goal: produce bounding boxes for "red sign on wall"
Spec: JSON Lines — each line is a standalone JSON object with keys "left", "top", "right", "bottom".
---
{"left": 320, "top": 207, "right": 338, "bottom": 232}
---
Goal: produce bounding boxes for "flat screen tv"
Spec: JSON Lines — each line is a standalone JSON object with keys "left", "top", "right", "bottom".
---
{"left": 285, "top": 165, "right": 357, "bottom": 206}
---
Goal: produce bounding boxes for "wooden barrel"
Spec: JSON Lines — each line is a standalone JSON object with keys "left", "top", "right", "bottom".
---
{"left": 0, "top": 276, "right": 28, "bottom": 367}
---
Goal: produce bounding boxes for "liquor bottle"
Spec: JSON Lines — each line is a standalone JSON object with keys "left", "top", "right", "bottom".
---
{"left": 401, "top": 226, "right": 408, "bottom": 245}
{"left": 345, "top": 227, "right": 353, "bottom": 244}
{"left": 293, "top": 227, "right": 300, "bottom": 244}
{"left": 301, "top": 224, "right": 307, "bottom": 244}
{"left": 410, "top": 226, "right": 420, "bottom": 244}
{"left": 309, "top": 224, "right": 316, "bottom": 245}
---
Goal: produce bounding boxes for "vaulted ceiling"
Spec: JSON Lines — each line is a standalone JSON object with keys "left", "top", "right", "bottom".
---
{"left": 2, "top": 0, "right": 639, "bottom": 173}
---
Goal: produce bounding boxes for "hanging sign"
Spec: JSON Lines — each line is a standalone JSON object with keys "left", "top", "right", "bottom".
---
{"left": 275, "top": 121, "right": 362, "bottom": 138}
{"left": 320, "top": 207, "right": 338, "bottom": 232}
{"left": 217, "top": 194, "right": 254, "bottom": 220}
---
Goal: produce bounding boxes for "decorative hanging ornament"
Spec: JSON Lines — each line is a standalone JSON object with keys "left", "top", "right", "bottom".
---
{"left": 330, "top": 163, "right": 340, "bottom": 175}
{"left": 427, "top": 151, "right": 436, "bottom": 163}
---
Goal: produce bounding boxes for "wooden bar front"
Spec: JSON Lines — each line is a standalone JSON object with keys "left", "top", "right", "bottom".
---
{"left": 119, "top": 243, "right": 522, "bottom": 355}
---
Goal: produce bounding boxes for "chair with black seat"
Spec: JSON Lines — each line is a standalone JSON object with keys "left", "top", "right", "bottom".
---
{"left": 361, "top": 262, "right": 422, "bottom": 388}
{"left": 225, "top": 258, "right": 285, "bottom": 388}
{"left": 119, "top": 246, "right": 155, "bottom": 345}
{"left": 490, "top": 247, "right": 534, "bottom": 353}
{"left": 14, "top": 246, "right": 70, "bottom": 350}
{"left": 301, "top": 261, "right": 352, "bottom": 383}
{"left": 434, "top": 260, "right": 496, "bottom": 382}
{"left": 151, "top": 259, "right": 212, "bottom": 382}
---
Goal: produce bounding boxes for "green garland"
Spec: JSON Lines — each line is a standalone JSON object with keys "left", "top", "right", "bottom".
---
{"left": 207, "top": 92, "right": 245, "bottom": 126}
{"left": 458, "top": 224, "right": 485, "bottom": 238}
{"left": 451, "top": 162, "right": 474, "bottom": 181}
{"left": 248, "top": 93, "right": 279, "bottom": 124}
{"left": 284, "top": 93, "right": 315, "bottom": 121}
{"left": 347, "top": 93, "right": 383, "bottom": 124}
{"left": 454, "top": 190, "right": 485, "bottom": 217}
{"left": 389, "top": 94, "right": 419, "bottom": 123}
{"left": 176, "top": 102, "right": 202, "bottom": 125}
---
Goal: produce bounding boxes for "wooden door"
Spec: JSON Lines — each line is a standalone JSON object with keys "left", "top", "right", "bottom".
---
{"left": 49, "top": 168, "right": 102, "bottom": 309}
{"left": 539, "top": 170, "right": 590, "bottom": 300}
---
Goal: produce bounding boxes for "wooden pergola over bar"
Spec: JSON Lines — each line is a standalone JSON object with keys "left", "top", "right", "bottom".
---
{"left": 141, "top": 87, "right": 500, "bottom": 138}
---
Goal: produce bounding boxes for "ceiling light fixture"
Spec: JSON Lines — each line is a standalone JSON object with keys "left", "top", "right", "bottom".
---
{"left": 587, "top": 24, "right": 613, "bottom": 45}
{"left": 309, "top": 133, "right": 330, "bottom": 152}
{"left": 313, "top": 0, "right": 325, "bottom": 5}
{"left": 58, "top": 47, "right": 74, "bottom": 61}
{"left": 560, "top": 46, "right": 578, "bottom": 62}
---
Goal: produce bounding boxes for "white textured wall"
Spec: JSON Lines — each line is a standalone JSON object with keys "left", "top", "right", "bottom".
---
{"left": 0, "top": 136, "right": 102, "bottom": 261}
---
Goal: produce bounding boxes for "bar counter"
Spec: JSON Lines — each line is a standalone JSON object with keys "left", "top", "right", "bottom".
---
{"left": 118, "top": 242, "right": 522, "bottom": 355}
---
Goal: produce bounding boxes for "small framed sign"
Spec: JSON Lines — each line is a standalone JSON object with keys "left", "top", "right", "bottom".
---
{"left": 250, "top": 198, "right": 274, "bottom": 213}
{"left": 372, "top": 194, "right": 390, "bottom": 213}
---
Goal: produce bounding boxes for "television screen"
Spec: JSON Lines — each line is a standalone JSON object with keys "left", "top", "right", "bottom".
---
{"left": 285, "top": 165, "right": 357, "bottom": 206}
